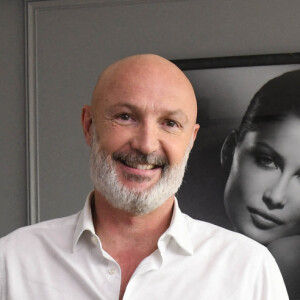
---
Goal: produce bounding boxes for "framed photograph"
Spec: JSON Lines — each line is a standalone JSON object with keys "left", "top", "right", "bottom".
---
{"left": 173, "top": 53, "right": 300, "bottom": 299}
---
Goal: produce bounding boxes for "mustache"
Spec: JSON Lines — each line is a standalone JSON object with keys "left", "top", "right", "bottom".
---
{"left": 112, "top": 151, "right": 169, "bottom": 167}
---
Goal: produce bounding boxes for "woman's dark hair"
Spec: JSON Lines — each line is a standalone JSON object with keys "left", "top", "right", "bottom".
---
{"left": 237, "top": 69, "right": 300, "bottom": 142}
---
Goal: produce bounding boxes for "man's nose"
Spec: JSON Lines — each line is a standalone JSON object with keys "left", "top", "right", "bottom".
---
{"left": 263, "top": 174, "right": 289, "bottom": 209}
{"left": 130, "top": 122, "right": 160, "bottom": 155}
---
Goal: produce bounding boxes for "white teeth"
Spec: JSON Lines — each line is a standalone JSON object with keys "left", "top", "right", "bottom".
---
{"left": 122, "top": 161, "right": 156, "bottom": 170}
{"left": 135, "top": 164, "right": 155, "bottom": 170}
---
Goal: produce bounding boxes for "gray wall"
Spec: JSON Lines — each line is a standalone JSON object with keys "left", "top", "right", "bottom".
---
{"left": 2, "top": 0, "right": 300, "bottom": 237}
{"left": 0, "top": 0, "right": 27, "bottom": 236}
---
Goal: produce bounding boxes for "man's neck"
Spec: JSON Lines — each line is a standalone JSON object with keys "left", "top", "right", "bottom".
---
{"left": 92, "top": 190, "right": 175, "bottom": 299}
{"left": 92, "top": 190, "right": 174, "bottom": 251}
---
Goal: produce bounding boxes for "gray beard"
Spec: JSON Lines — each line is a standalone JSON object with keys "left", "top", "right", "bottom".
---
{"left": 89, "top": 126, "right": 191, "bottom": 215}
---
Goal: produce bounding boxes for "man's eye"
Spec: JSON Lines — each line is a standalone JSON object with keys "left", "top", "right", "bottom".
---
{"left": 256, "top": 155, "right": 277, "bottom": 169}
{"left": 165, "top": 120, "right": 178, "bottom": 128}
{"left": 114, "top": 113, "right": 135, "bottom": 125}
{"left": 118, "top": 113, "right": 131, "bottom": 121}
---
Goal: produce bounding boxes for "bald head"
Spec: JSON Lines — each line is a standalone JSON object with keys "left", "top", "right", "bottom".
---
{"left": 82, "top": 53, "right": 199, "bottom": 151}
{"left": 91, "top": 54, "right": 198, "bottom": 123}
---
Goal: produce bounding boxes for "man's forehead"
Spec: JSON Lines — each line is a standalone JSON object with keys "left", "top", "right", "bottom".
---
{"left": 92, "top": 54, "right": 198, "bottom": 121}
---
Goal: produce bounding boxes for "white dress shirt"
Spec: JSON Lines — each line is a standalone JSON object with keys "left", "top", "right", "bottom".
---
{"left": 0, "top": 192, "right": 288, "bottom": 299}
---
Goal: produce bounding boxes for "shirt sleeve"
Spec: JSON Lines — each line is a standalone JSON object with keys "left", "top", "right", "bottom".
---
{"left": 254, "top": 249, "right": 289, "bottom": 300}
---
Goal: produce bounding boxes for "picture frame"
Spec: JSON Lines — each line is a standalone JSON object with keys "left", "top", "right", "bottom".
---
{"left": 172, "top": 53, "right": 300, "bottom": 226}
{"left": 172, "top": 53, "right": 300, "bottom": 299}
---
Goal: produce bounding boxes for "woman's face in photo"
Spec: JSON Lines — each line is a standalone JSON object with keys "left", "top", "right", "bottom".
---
{"left": 224, "top": 115, "right": 300, "bottom": 245}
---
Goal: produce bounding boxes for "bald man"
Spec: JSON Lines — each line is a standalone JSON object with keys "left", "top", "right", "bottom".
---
{"left": 0, "top": 55, "right": 288, "bottom": 299}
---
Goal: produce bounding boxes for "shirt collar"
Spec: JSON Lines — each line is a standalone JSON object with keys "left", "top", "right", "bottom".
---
{"left": 72, "top": 191, "right": 96, "bottom": 252}
{"left": 72, "top": 193, "right": 193, "bottom": 255}
{"left": 159, "top": 198, "right": 194, "bottom": 256}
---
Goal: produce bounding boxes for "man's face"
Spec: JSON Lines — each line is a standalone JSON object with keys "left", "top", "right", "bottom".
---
{"left": 92, "top": 66, "right": 198, "bottom": 193}
{"left": 224, "top": 115, "right": 300, "bottom": 245}
{"left": 86, "top": 58, "right": 199, "bottom": 213}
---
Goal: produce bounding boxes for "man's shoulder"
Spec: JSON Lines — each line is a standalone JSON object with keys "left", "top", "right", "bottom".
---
{"left": 183, "top": 213, "right": 268, "bottom": 256}
{"left": 0, "top": 213, "right": 79, "bottom": 253}
{"left": 173, "top": 214, "right": 288, "bottom": 300}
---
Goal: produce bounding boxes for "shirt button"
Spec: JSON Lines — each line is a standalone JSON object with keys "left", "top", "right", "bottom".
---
{"left": 91, "top": 235, "right": 98, "bottom": 245}
{"left": 108, "top": 268, "right": 116, "bottom": 275}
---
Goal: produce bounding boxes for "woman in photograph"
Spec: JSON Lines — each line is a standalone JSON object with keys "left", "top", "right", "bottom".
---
{"left": 221, "top": 70, "right": 300, "bottom": 299}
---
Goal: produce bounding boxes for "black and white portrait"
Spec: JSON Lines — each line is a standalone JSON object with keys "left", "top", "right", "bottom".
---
{"left": 176, "top": 57, "right": 300, "bottom": 299}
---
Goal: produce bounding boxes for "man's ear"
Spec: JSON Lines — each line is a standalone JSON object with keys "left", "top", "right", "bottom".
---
{"left": 221, "top": 130, "right": 238, "bottom": 170}
{"left": 192, "top": 123, "right": 200, "bottom": 144}
{"left": 81, "top": 105, "right": 93, "bottom": 146}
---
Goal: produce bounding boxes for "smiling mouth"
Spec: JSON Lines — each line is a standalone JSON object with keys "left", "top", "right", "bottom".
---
{"left": 113, "top": 152, "right": 167, "bottom": 171}
{"left": 121, "top": 160, "right": 159, "bottom": 170}
{"left": 247, "top": 206, "right": 284, "bottom": 230}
